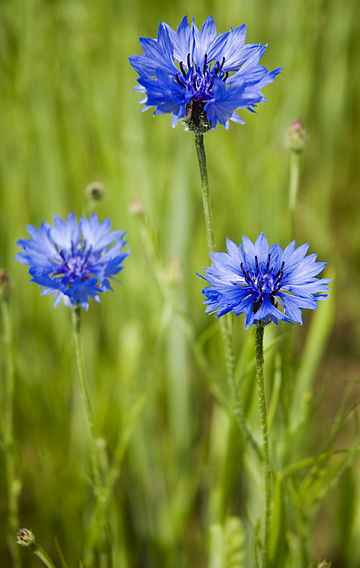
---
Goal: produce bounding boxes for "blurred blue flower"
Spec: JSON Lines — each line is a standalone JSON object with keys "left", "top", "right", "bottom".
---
{"left": 199, "top": 232, "right": 330, "bottom": 329}
{"left": 129, "top": 15, "right": 282, "bottom": 131}
{"left": 16, "top": 213, "right": 129, "bottom": 310}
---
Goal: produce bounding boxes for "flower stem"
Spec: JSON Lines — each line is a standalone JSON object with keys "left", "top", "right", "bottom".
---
{"left": 288, "top": 150, "right": 301, "bottom": 239}
{"left": 193, "top": 133, "right": 260, "bottom": 459}
{"left": 72, "top": 307, "right": 107, "bottom": 567}
{"left": 32, "top": 544, "right": 58, "bottom": 568}
{"left": 194, "top": 133, "right": 215, "bottom": 253}
{"left": 254, "top": 324, "right": 271, "bottom": 567}
{"left": 1, "top": 299, "right": 21, "bottom": 568}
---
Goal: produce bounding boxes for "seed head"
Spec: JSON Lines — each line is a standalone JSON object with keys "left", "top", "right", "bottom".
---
{"left": 86, "top": 182, "right": 105, "bottom": 202}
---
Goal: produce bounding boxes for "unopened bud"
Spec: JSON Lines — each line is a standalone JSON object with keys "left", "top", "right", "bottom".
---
{"left": 317, "top": 561, "right": 332, "bottom": 568}
{"left": 129, "top": 197, "right": 145, "bottom": 218}
{"left": 286, "top": 120, "right": 307, "bottom": 153}
{"left": 0, "top": 269, "right": 11, "bottom": 301}
{"left": 165, "top": 255, "right": 183, "bottom": 286}
{"left": 17, "top": 528, "right": 35, "bottom": 547}
{"left": 86, "top": 182, "right": 105, "bottom": 202}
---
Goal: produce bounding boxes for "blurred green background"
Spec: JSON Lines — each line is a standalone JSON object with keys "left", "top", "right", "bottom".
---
{"left": 1, "top": 0, "right": 360, "bottom": 566}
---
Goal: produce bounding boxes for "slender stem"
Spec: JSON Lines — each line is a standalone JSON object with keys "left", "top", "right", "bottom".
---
{"left": 194, "top": 133, "right": 216, "bottom": 252}
{"left": 288, "top": 151, "right": 301, "bottom": 239}
{"left": 283, "top": 149, "right": 301, "bottom": 435}
{"left": 72, "top": 307, "right": 107, "bottom": 567}
{"left": 32, "top": 544, "right": 58, "bottom": 568}
{"left": 72, "top": 307, "right": 101, "bottom": 487}
{"left": 1, "top": 299, "right": 21, "bottom": 567}
{"left": 254, "top": 324, "right": 271, "bottom": 567}
{"left": 194, "top": 133, "right": 260, "bottom": 459}
{"left": 222, "top": 314, "right": 262, "bottom": 460}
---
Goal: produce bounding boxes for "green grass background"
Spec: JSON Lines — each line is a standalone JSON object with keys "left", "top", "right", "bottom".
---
{"left": 1, "top": 0, "right": 360, "bottom": 566}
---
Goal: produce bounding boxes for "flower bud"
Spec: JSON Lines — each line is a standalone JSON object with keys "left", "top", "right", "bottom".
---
{"left": 0, "top": 269, "right": 11, "bottom": 301}
{"left": 317, "top": 561, "right": 332, "bottom": 568}
{"left": 286, "top": 120, "right": 307, "bottom": 153}
{"left": 86, "top": 182, "right": 105, "bottom": 202}
{"left": 17, "top": 528, "right": 35, "bottom": 547}
{"left": 129, "top": 197, "right": 145, "bottom": 218}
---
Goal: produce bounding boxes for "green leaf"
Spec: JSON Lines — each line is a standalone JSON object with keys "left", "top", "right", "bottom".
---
{"left": 268, "top": 472, "right": 288, "bottom": 567}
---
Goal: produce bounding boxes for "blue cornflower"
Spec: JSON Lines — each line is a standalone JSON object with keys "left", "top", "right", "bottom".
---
{"left": 199, "top": 232, "right": 330, "bottom": 329}
{"left": 129, "top": 15, "right": 282, "bottom": 132}
{"left": 16, "top": 213, "right": 129, "bottom": 310}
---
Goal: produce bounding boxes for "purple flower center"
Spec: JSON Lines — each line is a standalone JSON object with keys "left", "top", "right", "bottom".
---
{"left": 241, "top": 254, "right": 285, "bottom": 310}
{"left": 53, "top": 241, "right": 95, "bottom": 284}
{"left": 175, "top": 52, "right": 229, "bottom": 101}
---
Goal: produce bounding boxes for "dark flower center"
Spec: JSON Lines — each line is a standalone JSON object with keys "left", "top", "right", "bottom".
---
{"left": 240, "top": 254, "right": 285, "bottom": 313}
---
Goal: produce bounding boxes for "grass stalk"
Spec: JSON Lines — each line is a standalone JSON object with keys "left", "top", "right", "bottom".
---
{"left": 1, "top": 297, "right": 21, "bottom": 567}
{"left": 72, "top": 307, "right": 107, "bottom": 567}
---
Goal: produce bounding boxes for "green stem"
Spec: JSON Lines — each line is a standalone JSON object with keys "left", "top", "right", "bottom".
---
{"left": 1, "top": 299, "right": 21, "bottom": 567}
{"left": 255, "top": 324, "right": 271, "bottom": 567}
{"left": 72, "top": 307, "right": 107, "bottom": 567}
{"left": 194, "top": 133, "right": 216, "bottom": 253}
{"left": 32, "top": 544, "right": 58, "bottom": 568}
{"left": 194, "top": 133, "right": 260, "bottom": 460}
{"left": 288, "top": 151, "right": 301, "bottom": 239}
{"left": 281, "top": 149, "right": 302, "bottom": 445}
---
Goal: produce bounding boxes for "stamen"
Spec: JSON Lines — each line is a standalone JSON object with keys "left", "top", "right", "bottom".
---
{"left": 55, "top": 245, "right": 65, "bottom": 259}
{"left": 203, "top": 53, "right": 208, "bottom": 74}
{"left": 274, "top": 271, "right": 284, "bottom": 287}
{"left": 176, "top": 73, "right": 186, "bottom": 88}
{"left": 274, "top": 261, "right": 285, "bottom": 283}
{"left": 84, "top": 246, "right": 92, "bottom": 264}
{"left": 208, "top": 76, "right": 215, "bottom": 91}
{"left": 192, "top": 75, "right": 197, "bottom": 91}
{"left": 214, "top": 61, "right": 220, "bottom": 74}
{"left": 219, "top": 56, "right": 225, "bottom": 71}
{"left": 255, "top": 256, "right": 259, "bottom": 270}
{"left": 179, "top": 61, "right": 187, "bottom": 78}
{"left": 274, "top": 263, "right": 285, "bottom": 287}
{"left": 240, "top": 262, "right": 249, "bottom": 280}
{"left": 266, "top": 254, "right": 271, "bottom": 269}
{"left": 187, "top": 53, "right": 191, "bottom": 69}
{"left": 223, "top": 72, "right": 229, "bottom": 82}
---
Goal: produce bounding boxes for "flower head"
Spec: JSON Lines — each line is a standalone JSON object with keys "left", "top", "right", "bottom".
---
{"left": 199, "top": 232, "right": 330, "bottom": 329}
{"left": 17, "top": 529, "right": 35, "bottom": 547}
{"left": 129, "top": 15, "right": 282, "bottom": 132}
{"left": 16, "top": 213, "right": 129, "bottom": 310}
